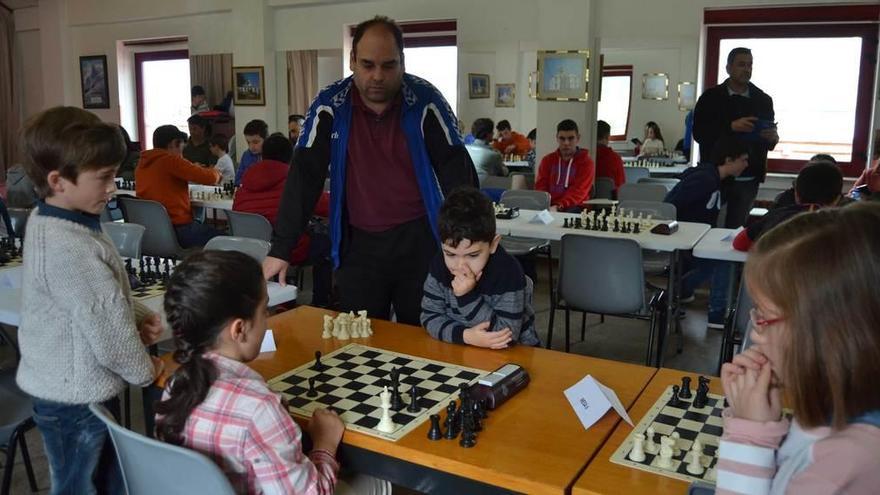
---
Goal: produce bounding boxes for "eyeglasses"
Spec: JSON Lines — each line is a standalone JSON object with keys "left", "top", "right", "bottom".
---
{"left": 749, "top": 308, "right": 785, "bottom": 328}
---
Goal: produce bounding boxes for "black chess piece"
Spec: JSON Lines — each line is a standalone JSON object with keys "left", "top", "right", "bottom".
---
{"left": 679, "top": 377, "right": 692, "bottom": 399}
{"left": 406, "top": 384, "right": 421, "bottom": 413}
{"left": 427, "top": 414, "right": 443, "bottom": 440}
{"left": 389, "top": 368, "right": 406, "bottom": 411}
{"left": 444, "top": 402, "right": 458, "bottom": 439}
{"left": 669, "top": 385, "right": 683, "bottom": 407}
{"left": 478, "top": 399, "right": 489, "bottom": 419}
{"left": 694, "top": 376, "right": 710, "bottom": 408}
{"left": 575, "top": 218, "right": 582, "bottom": 229}
{"left": 633, "top": 223, "right": 641, "bottom": 234}
{"left": 312, "top": 351, "right": 324, "bottom": 371}
{"left": 306, "top": 377, "right": 318, "bottom": 397}
{"left": 471, "top": 401, "right": 483, "bottom": 431}
{"left": 459, "top": 412, "right": 477, "bottom": 448}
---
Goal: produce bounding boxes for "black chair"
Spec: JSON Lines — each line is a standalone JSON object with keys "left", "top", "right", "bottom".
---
{"left": 718, "top": 278, "right": 754, "bottom": 374}
{"left": 0, "top": 328, "right": 38, "bottom": 495}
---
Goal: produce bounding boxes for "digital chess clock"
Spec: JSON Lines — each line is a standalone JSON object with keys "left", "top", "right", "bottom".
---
{"left": 470, "top": 363, "right": 530, "bottom": 410}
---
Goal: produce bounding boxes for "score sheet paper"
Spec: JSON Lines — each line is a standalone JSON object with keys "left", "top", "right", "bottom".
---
{"left": 564, "top": 374, "right": 633, "bottom": 431}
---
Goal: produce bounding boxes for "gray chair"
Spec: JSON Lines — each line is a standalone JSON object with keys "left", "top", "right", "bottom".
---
{"left": 102, "top": 222, "right": 146, "bottom": 259}
{"left": 481, "top": 175, "right": 513, "bottom": 190}
{"left": 593, "top": 177, "right": 616, "bottom": 200}
{"left": 719, "top": 278, "right": 754, "bottom": 373}
{"left": 117, "top": 197, "right": 185, "bottom": 259}
{"left": 225, "top": 210, "right": 272, "bottom": 242}
{"left": 624, "top": 167, "right": 651, "bottom": 184}
{"left": 89, "top": 404, "right": 235, "bottom": 495}
{"left": 205, "top": 236, "right": 270, "bottom": 263}
{"left": 637, "top": 177, "right": 680, "bottom": 191}
{"left": 7, "top": 208, "right": 30, "bottom": 240}
{"left": 619, "top": 201, "right": 678, "bottom": 276}
{"left": 0, "top": 347, "right": 38, "bottom": 495}
{"left": 500, "top": 189, "right": 550, "bottom": 211}
{"left": 547, "top": 235, "right": 665, "bottom": 365}
{"left": 618, "top": 183, "right": 668, "bottom": 203}
{"left": 499, "top": 190, "right": 555, "bottom": 310}
{"left": 510, "top": 173, "right": 535, "bottom": 190}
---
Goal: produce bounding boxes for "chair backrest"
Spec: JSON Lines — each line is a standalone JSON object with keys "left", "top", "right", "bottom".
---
{"left": 733, "top": 279, "right": 755, "bottom": 350}
{"left": 624, "top": 167, "right": 651, "bottom": 184}
{"left": 594, "top": 177, "right": 616, "bottom": 200}
{"left": 89, "top": 404, "right": 235, "bottom": 495}
{"left": 509, "top": 173, "right": 533, "bottom": 191}
{"left": 225, "top": 210, "right": 273, "bottom": 242}
{"left": 7, "top": 208, "right": 30, "bottom": 239}
{"left": 558, "top": 234, "right": 646, "bottom": 314}
{"left": 637, "top": 177, "right": 680, "bottom": 191}
{"left": 481, "top": 175, "right": 513, "bottom": 190}
{"left": 618, "top": 183, "right": 668, "bottom": 202}
{"left": 500, "top": 189, "right": 551, "bottom": 210}
{"left": 118, "top": 197, "right": 183, "bottom": 258}
{"left": 205, "top": 236, "right": 270, "bottom": 262}
{"left": 618, "top": 200, "right": 677, "bottom": 221}
{"left": 102, "top": 222, "right": 146, "bottom": 259}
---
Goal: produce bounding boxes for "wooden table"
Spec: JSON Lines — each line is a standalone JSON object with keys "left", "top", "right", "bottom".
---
{"left": 154, "top": 306, "right": 658, "bottom": 494}
{"left": 572, "top": 368, "right": 724, "bottom": 495}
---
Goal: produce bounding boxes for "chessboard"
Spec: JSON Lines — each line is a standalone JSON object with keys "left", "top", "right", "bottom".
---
{"left": 625, "top": 158, "right": 678, "bottom": 168}
{"left": 125, "top": 256, "right": 178, "bottom": 301}
{"left": 190, "top": 183, "right": 235, "bottom": 201}
{"left": 563, "top": 205, "right": 659, "bottom": 234}
{"left": 267, "top": 343, "right": 486, "bottom": 442}
{"left": 493, "top": 202, "right": 519, "bottom": 220}
{"left": 610, "top": 381, "right": 723, "bottom": 484}
{"left": 0, "top": 237, "right": 23, "bottom": 270}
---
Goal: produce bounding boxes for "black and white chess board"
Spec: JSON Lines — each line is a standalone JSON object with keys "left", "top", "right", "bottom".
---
{"left": 0, "top": 237, "right": 23, "bottom": 270}
{"left": 125, "top": 256, "right": 178, "bottom": 301}
{"left": 267, "top": 343, "right": 486, "bottom": 442}
{"left": 625, "top": 158, "right": 677, "bottom": 168}
{"left": 610, "top": 384, "right": 724, "bottom": 484}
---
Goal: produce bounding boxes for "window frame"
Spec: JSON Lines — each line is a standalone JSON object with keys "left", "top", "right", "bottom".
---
{"left": 703, "top": 6, "right": 879, "bottom": 177}
{"left": 599, "top": 65, "right": 633, "bottom": 142}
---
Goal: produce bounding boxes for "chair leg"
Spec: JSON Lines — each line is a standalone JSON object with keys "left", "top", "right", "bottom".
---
{"left": 2, "top": 426, "right": 21, "bottom": 495}
{"left": 546, "top": 301, "right": 556, "bottom": 350}
{"left": 123, "top": 386, "right": 131, "bottom": 429}
{"left": 580, "top": 312, "right": 587, "bottom": 340}
{"left": 600, "top": 314, "right": 605, "bottom": 324}
{"left": 564, "top": 308, "right": 571, "bottom": 353}
{"left": 17, "top": 423, "right": 38, "bottom": 492}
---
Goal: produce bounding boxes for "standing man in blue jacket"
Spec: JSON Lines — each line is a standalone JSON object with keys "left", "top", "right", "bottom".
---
{"left": 263, "top": 16, "right": 477, "bottom": 324}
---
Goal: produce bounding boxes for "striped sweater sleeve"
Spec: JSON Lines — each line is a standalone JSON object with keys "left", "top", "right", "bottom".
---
{"left": 421, "top": 271, "right": 468, "bottom": 344}
{"left": 716, "top": 409, "right": 790, "bottom": 495}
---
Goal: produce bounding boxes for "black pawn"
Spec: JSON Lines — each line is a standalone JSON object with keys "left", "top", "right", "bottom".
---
{"left": 427, "top": 414, "right": 442, "bottom": 440}
{"left": 633, "top": 223, "right": 641, "bottom": 234}
{"left": 444, "top": 402, "right": 458, "bottom": 439}
{"left": 669, "top": 385, "right": 683, "bottom": 407}
{"left": 306, "top": 377, "right": 318, "bottom": 397}
{"left": 679, "top": 377, "right": 692, "bottom": 399}
{"left": 406, "top": 384, "right": 421, "bottom": 413}
{"left": 312, "top": 351, "right": 324, "bottom": 371}
{"left": 471, "top": 401, "right": 483, "bottom": 431}
{"left": 459, "top": 414, "right": 476, "bottom": 448}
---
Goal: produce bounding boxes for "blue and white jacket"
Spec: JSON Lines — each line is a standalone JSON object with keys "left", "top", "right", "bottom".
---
{"left": 269, "top": 74, "right": 477, "bottom": 266}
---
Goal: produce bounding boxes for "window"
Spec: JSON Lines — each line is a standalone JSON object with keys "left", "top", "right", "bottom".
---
{"left": 597, "top": 65, "right": 633, "bottom": 141}
{"left": 135, "top": 50, "right": 190, "bottom": 149}
{"left": 704, "top": 6, "right": 879, "bottom": 176}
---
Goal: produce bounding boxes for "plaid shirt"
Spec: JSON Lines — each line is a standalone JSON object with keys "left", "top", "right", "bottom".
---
{"left": 164, "top": 353, "right": 339, "bottom": 495}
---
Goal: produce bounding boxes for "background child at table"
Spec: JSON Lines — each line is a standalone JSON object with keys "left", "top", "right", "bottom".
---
{"left": 719, "top": 203, "right": 880, "bottom": 494}
{"left": 209, "top": 134, "right": 235, "bottom": 186}
{"left": 16, "top": 106, "right": 164, "bottom": 494}
{"left": 421, "top": 187, "right": 540, "bottom": 348}
{"left": 155, "top": 251, "right": 390, "bottom": 494}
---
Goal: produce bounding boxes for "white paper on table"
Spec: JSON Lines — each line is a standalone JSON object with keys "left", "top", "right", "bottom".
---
{"left": 260, "top": 329, "right": 277, "bottom": 353}
{"left": 529, "top": 209, "right": 555, "bottom": 225}
{"left": 564, "top": 374, "right": 633, "bottom": 431}
{"left": 721, "top": 227, "right": 745, "bottom": 243}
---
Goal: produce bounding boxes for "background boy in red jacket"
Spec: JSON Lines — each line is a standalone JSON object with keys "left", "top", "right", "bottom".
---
{"left": 535, "top": 119, "right": 595, "bottom": 212}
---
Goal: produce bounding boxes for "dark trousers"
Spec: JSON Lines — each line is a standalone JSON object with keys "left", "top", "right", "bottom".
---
{"left": 722, "top": 179, "right": 760, "bottom": 228}
{"left": 335, "top": 217, "right": 437, "bottom": 325}
{"left": 174, "top": 222, "right": 223, "bottom": 248}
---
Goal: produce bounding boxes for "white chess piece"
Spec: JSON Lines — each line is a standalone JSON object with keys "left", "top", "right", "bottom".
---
{"left": 337, "top": 315, "right": 351, "bottom": 340}
{"left": 644, "top": 426, "right": 658, "bottom": 454}
{"left": 322, "top": 315, "right": 333, "bottom": 339}
{"left": 377, "top": 386, "right": 395, "bottom": 433}
{"left": 629, "top": 433, "right": 646, "bottom": 462}
{"left": 686, "top": 439, "right": 705, "bottom": 475}
{"left": 363, "top": 318, "right": 373, "bottom": 336}
{"left": 670, "top": 432, "right": 682, "bottom": 456}
{"left": 332, "top": 316, "right": 341, "bottom": 338}
{"left": 657, "top": 436, "right": 674, "bottom": 469}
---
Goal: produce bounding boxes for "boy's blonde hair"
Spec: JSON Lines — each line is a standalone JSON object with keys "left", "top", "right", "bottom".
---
{"left": 19, "top": 106, "right": 126, "bottom": 198}
{"left": 745, "top": 202, "right": 880, "bottom": 429}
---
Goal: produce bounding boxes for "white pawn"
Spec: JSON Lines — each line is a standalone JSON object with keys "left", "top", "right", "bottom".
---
{"left": 644, "top": 426, "right": 658, "bottom": 454}
{"left": 349, "top": 318, "right": 361, "bottom": 338}
{"left": 332, "top": 316, "right": 341, "bottom": 338}
{"left": 363, "top": 318, "right": 373, "bottom": 336}
{"left": 377, "top": 386, "right": 395, "bottom": 433}
{"left": 322, "top": 315, "right": 333, "bottom": 339}
{"left": 670, "top": 432, "right": 682, "bottom": 456}
{"left": 338, "top": 317, "right": 351, "bottom": 340}
{"left": 629, "top": 433, "right": 646, "bottom": 462}
{"left": 657, "top": 436, "right": 674, "bottom": 469}
{"left": 686, "top": 439, "right": 705, "bottom": 475}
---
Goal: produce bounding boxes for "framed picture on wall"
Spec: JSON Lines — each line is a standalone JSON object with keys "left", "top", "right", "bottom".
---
{"left": 233, "top": 66, "right": 266, "bottom": 106}
{"left": 678, "top": 81, "right": 696, "bottom": 110}
{"left": 469, "top": 73, "right": 490, "bottom": 99}
{"left": 536, "top": 49, "right": 590, "bottom": 101}
{"left": 79, "top": 55, "right": 110, "bottom": 109}
{"left": 495, "top": 83, "right": 515, "bottom": 107}
{"left": 642, "top": 73, "right": 669, "bottom": 100}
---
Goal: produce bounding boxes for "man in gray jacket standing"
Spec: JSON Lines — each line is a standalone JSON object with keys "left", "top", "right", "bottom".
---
{"left": 466, "top": 118, "right": 508, "bottom": 185}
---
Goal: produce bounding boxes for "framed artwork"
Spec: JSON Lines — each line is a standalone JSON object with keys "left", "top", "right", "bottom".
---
{"left": 79, "top": 55, "right": 110, "bottom": 109}
{"left": 642, "top": 73, "right": 669, "bottom": 100}
{"left": 233, "top": 66, "right": 266, "bottom": 106}
{"left": 536, "top": 50, "right": 590, "bottom": 101}
{"left": 678, "top": 81, "right": 696, "bottom": 110}
{"left": 495, "top": 83, "right": 515, "bottom": 107}
{"left": 469, "top": 73, "right": 490, "bottom": 99}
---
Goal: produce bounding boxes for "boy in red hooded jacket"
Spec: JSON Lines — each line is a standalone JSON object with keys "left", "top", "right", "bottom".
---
{"left": 535, "top": 119, "right": 595, "bottom": 211}
{"left": 233, "top": 133, "right": 332, "bottom": 306}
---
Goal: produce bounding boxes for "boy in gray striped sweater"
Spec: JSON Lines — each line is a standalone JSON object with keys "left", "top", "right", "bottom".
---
{"left": 421, "top": 188, "right": 540, "bottom": 348}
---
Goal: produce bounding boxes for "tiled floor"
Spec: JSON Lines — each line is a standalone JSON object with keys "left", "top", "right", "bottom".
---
{"left": 1, "top": 260, "right": 725, "bottom": 494}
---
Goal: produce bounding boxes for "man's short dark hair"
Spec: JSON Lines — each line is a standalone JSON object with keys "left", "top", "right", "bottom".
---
{"left": 796, "top": 162, "right": 842, "bottom": 205}
{"left": 810, "top": 153, "right": 837, "bottom": 164}
{"left": 209, "top": 134, "right": 228, "bottom": 153}
{"left": 557, "top": 119, "right": 578, "bottom": 134}
{"left": 597, "top": 120, "right": 611, "bottom": 140}
{"left": 471, "top": 118, "right": 494, "bottom": 141}
{"left": 496, "top": 120, "right": 512, "bottom": 132}
{"left": 191, "top": 85, "right": 206, "bottom": 97}
{"left": 243, "top": 119, "right": 268, "bottom": 139}
{"left": 710, "top": 135, "right": 749, "bottom": 167}
{"left": 352, "top": 16, "right": 404, "bottom": 63}
{"left": 438, "top": 187, "right": 496, "bottom": 248}
{"left": 187, "top": 114, "right": 210, "bottom": 131}
{"left": 527, "top": 128, "right": 536, "bottom": 141}
{"left": 153, "top": 125, "right": 188, "bottom": 150}
{"left": 261, "top": 133, "right": 293, "bottom": 164}
{"left": 727, "top": 47, "right": 752, "bottom": 66}
{"left": 288, "top": 114, "right": 305, "bottom": 124}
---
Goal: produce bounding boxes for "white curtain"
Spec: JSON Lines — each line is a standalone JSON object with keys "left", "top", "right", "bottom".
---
{"left": 286, "top": 50, "right": 318, "bottom": 116}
